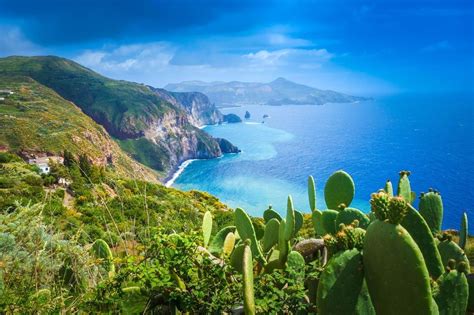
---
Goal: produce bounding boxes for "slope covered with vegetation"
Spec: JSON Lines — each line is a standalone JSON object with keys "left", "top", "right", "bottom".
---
{"left": 0, "top": 75, "right": 158, "bottom": 181}
{"left": 1, "top": 157, "right": 473, "bottom": 313}
{"left": 0, "top": 56, "right": 237, "bottom": 176}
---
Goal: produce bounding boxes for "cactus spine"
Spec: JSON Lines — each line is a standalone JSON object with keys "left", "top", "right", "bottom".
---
{"left": 419, "top": 191, "right": 444, "bottom": 234}
{"left": 324, "top": 170, "right": 355, "bottom": 210}
{"left": 243, "top": 242, "right": 256, "bottom": 315}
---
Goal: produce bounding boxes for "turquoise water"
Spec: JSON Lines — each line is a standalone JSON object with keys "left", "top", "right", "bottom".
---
{"left": 174, "top": 93, "right": 474, "bottom": 230}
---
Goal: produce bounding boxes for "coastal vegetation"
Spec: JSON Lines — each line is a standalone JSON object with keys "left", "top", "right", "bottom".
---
{"left": 1, "top": 154, "right": 472, "bottom": 313}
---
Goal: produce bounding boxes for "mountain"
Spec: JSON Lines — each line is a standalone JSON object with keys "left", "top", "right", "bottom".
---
{"left": 0, "top": 75, "right": 158, "bottom": 181}
{"left": 165, "top": 77, "right": 370, "bottom": 107}
{"left": 0, "top": 56, "right": 238, "bottom": 179}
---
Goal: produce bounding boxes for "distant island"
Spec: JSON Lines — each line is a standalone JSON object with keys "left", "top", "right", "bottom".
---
{"left": 165, "top": 77, "right": 370, "bottom": 107}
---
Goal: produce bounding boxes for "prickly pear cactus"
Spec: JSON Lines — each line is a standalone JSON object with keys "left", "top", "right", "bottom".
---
{"left": 324, "top": 170, "right": 355, "bottom": 210}
{"left": 234, "top": 208, "right": 265, "bottom": 264}
{"left": 208, "top": 226, "right": 236, "bottom": 256}
{"left": 121, "top": 286, "right": 148, "bottom": 314}
{"left": 284, "top": 196, "right": 296, "bottom": 241}
{"left": 308, "top": 175, "right": 317, "bottom": 211}
{"left": 401, "top": 204, "right": 444, "bottom": 279}
{"left": 278, "top": 219, "right": 290, "bottom": 266}
{"left": 419, "top": 190, "right": 443, "bottom": 234}
{"left": 459, "top": 212, "right": 468, "bottom": 250}
{"left": 384, "top": 180, "right": 394, "bottom": 197}
{"left": 437, "top": 235, "right": 470, "bottom": 273}
{"left": 312, "top": 209, "right": 325, "bottom": 236}
{"left": 321, "top": 209, "right": 339, "bottom": 235}
{"left": 317, "top": 248, "right": 374, "bottom": 315}
{"left": 335, "top": 207, "right": 370, "bottom": 229}
{"left": 263, "top": 206, "right": 282, "bottom": 223}
{"left": 397, "top": 170, "right": 413, "bottom": 203}
{"left": 262, "top": 218, "right": 280, "bottom": 252}
{"left": 223, "top": 232, "right": 236, "bottom": 257}
{"left": 364, "top": 193, "right": 436, "bottom": 315}
{"left": 467, "top": 274, "right": 474, "bottom": 313}
{"left": 230, "top": 243, "right": 245, "bottom": 273}
{"left": 434, "top": 262, "right": 469, "bottom": 315}
{"left": 92, "top": 239, "right": 115, "bottom": 277}
{"left": 324, "top": 223, "right": 365, "bottom": 256}
{"left": 294, "top": 210, "right": 304, "bottom": 236}
{"left": 242, "top": 242, "right": 256, "bottom": 315}
{"left": 202, "top": 211, "right": 213, "bottom": 248}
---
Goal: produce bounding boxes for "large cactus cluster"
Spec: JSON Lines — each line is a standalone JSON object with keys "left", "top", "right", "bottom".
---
{"left": 200, "top": 169, "right": 472, "bottom": 314}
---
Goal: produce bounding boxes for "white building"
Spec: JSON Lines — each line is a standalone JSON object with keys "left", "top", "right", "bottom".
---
{"left": 28, "top": 156, "right": 64, "bottom": 174}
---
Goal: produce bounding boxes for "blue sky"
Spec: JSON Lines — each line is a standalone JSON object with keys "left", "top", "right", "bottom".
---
{"left": 0, "top": 0, "right": 472, "bottom": 95}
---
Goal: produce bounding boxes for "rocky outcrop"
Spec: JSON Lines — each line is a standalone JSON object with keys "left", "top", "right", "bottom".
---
{"left": 223, "top": 113, "right": 242, "bottom": 123}
{"left": 216, "top": 138, "right": 240, "bottom": 154}
{"left": 148, "top": 87, "right": 223, "bottom": 126}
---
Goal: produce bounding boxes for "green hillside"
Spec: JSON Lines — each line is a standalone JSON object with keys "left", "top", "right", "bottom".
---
{"left": 0, "top": 75, "right": 158, "bottom": 181}
{"left": 0, "top": 56, "right": 174, "bottom": 138}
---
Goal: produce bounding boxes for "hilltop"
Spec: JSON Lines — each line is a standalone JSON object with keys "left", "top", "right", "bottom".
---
{"left": 0, "top": 56, "right": 238, "bottom": 178}
{"left": 165, "top": 77, "right": 370, "bottom": 107}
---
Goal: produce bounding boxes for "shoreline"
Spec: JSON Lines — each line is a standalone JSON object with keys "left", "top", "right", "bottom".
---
{"left": 164, "top": 159, "right": 197, "bottom": 187}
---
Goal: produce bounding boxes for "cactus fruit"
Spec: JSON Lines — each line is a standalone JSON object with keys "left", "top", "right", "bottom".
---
{"left": 384, "top": 180, "right": 394, "bottom": 197}
{"left": 324, "top": 223, "right": 365, "bottom": 255}
{"left": 321, "top": 209, "right": 339, "bottom": 235}
{"left": 434, "top": 267, "right": 468, "bottom": 315}
{"left": 370, "top": 191, "right": 391, "bottom": 221}
{"left": 311, "top": 209, "right": 325, "bottom": 236}
{"left": 263, "top": 206, "right": 282, "bottom": 223}
{"left": 459, "top": 212, "right": 468, "bottom": 250}
{"left": 223, "top": 232, "right": 236, "bottom": 257}
{"left": 335, "top": 207, "right": 370, "bottom": 229}
{"left": 262, "top": 218, "right": 280, "bottom": 252}
{"left": 234, "top": 208, "right": 265, "bottom": 264}
{"left": 397, "top": 170, "right": 413, "bottom": 203}
{"left": 92, "top": 239, "right": 115, "bottom": 277}
{"left": 419, "top": 191, "right": 444, "bottom": 234}
{"left": 401, "top": 204, "right": 444, "bottom": 279}
{"left": 243, "top": 242, "right": 256, "bottom": 315}
{"left": 324, "top": 170, "right": 355, "bottom": 210}
{"left": 363, "top": 219, "right": 435, "bottom": 314}
{"left": 437, "top": 237, "right": 471, "bottom": 273}
{"left": 308, "top": 175, "right": 317, "bottom": 211}
{"left": 208, "top": 226, "right": 236, "bottom": 256}
{"left": 317, "top": 249, "right": 374, "bottom": 315}
{"left": 294, "top": 210, "right": 304, "bottom": 236}
{"left": 286, "top": 251, "right": 306, "bottom": 282}
{"left": 202, "top": 211, "right": 213, "bottom": 248}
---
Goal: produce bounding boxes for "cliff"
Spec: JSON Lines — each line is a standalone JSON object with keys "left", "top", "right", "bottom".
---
{"left": 0, "top": 56, "right": 238, "bottom": 180}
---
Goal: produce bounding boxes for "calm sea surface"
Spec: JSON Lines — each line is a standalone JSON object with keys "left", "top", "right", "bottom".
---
{"left": 173, "top": 93, "right": 474, "bottom": 230}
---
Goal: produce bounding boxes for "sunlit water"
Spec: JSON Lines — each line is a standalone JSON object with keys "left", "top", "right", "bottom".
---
{"left": 173, "top": 93, "right": 474, "bottom": 230}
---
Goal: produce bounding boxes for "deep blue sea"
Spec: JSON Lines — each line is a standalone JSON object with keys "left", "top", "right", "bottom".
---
{"left": 173, "top": 94, "right": 474, "bottom": 230}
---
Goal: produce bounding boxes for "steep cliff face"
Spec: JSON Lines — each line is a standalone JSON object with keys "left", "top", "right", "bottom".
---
{"left": 0, "top": 56, "right": 239, "bottom": 180}
{"left": 149, "top": 87, "right": 223, "bottom": 126}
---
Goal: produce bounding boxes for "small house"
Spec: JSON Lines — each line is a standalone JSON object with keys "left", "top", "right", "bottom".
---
{"left": 28, "top": 156, "right": 64, "bottom": 174}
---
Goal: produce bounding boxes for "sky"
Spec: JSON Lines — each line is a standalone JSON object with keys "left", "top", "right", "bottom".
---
{"left": 0, "top": 0, "right": 473, "bottom": 95}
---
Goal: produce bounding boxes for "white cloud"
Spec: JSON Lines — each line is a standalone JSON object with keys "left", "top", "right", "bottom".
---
{"left": 244, "top": 48, "right": 333, "bottom": 68}
{"left": 0, "top": 26, "right": 42, "bottom": 56}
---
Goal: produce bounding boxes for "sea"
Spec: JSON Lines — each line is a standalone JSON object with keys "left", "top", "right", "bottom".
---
{"left": 172, "top": 93, "right": 474, "bottom": 230}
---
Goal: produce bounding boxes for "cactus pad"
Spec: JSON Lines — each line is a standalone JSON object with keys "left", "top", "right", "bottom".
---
{"left": 419, "top": 191, "right": 444, "bottom": 234}
{"left": 324, "top": 170, "right": 355, "bottom": 210}
{"left": 437, "top": 238, "right": 471, "bottom": 273}
{"left": 434, "top": 269, "right": 468, "bottom": 315}
{"left": 242, "top": 242, "right": 256, "bottom": 315}
{"left": 459, "top": 212, "right": 468, "bottom": 250}
{"left": 262, "top": 218, "right": 280, "bottom": 252}
{"left": 263, "top": 206, "right": 282, "bottom": 223}
{"left": 384, "top": 180, "right": 394, "bottom": 197}
{"left": 312, "top": 209, "right": 325, "bottom": 236}
{"left": 202, "top": 211, "right": 213, "bottom": 247}
{"left": 308, "top": 175, "right": 317, "bottom": 211}
{"left": 234, "top": 208, "right": 265, "bottom": 264}
{"left": 397, "top": 170, "right": 412, "bottom": 203}
{"left": 321, "top": 209, "right": 339, "bottom": 235}
{"left": 208, "top": 226, "right": 236, "bottom": 256}
{"left": 363, "top": 219, "right": 435, "bottom": 314}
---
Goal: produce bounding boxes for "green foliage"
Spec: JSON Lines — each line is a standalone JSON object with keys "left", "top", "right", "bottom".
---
{"left": 324, "top": 170, "right": 355, "bottom": 209}
{"left": 419, "top": 190, "right": 444, "bottom": 234}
